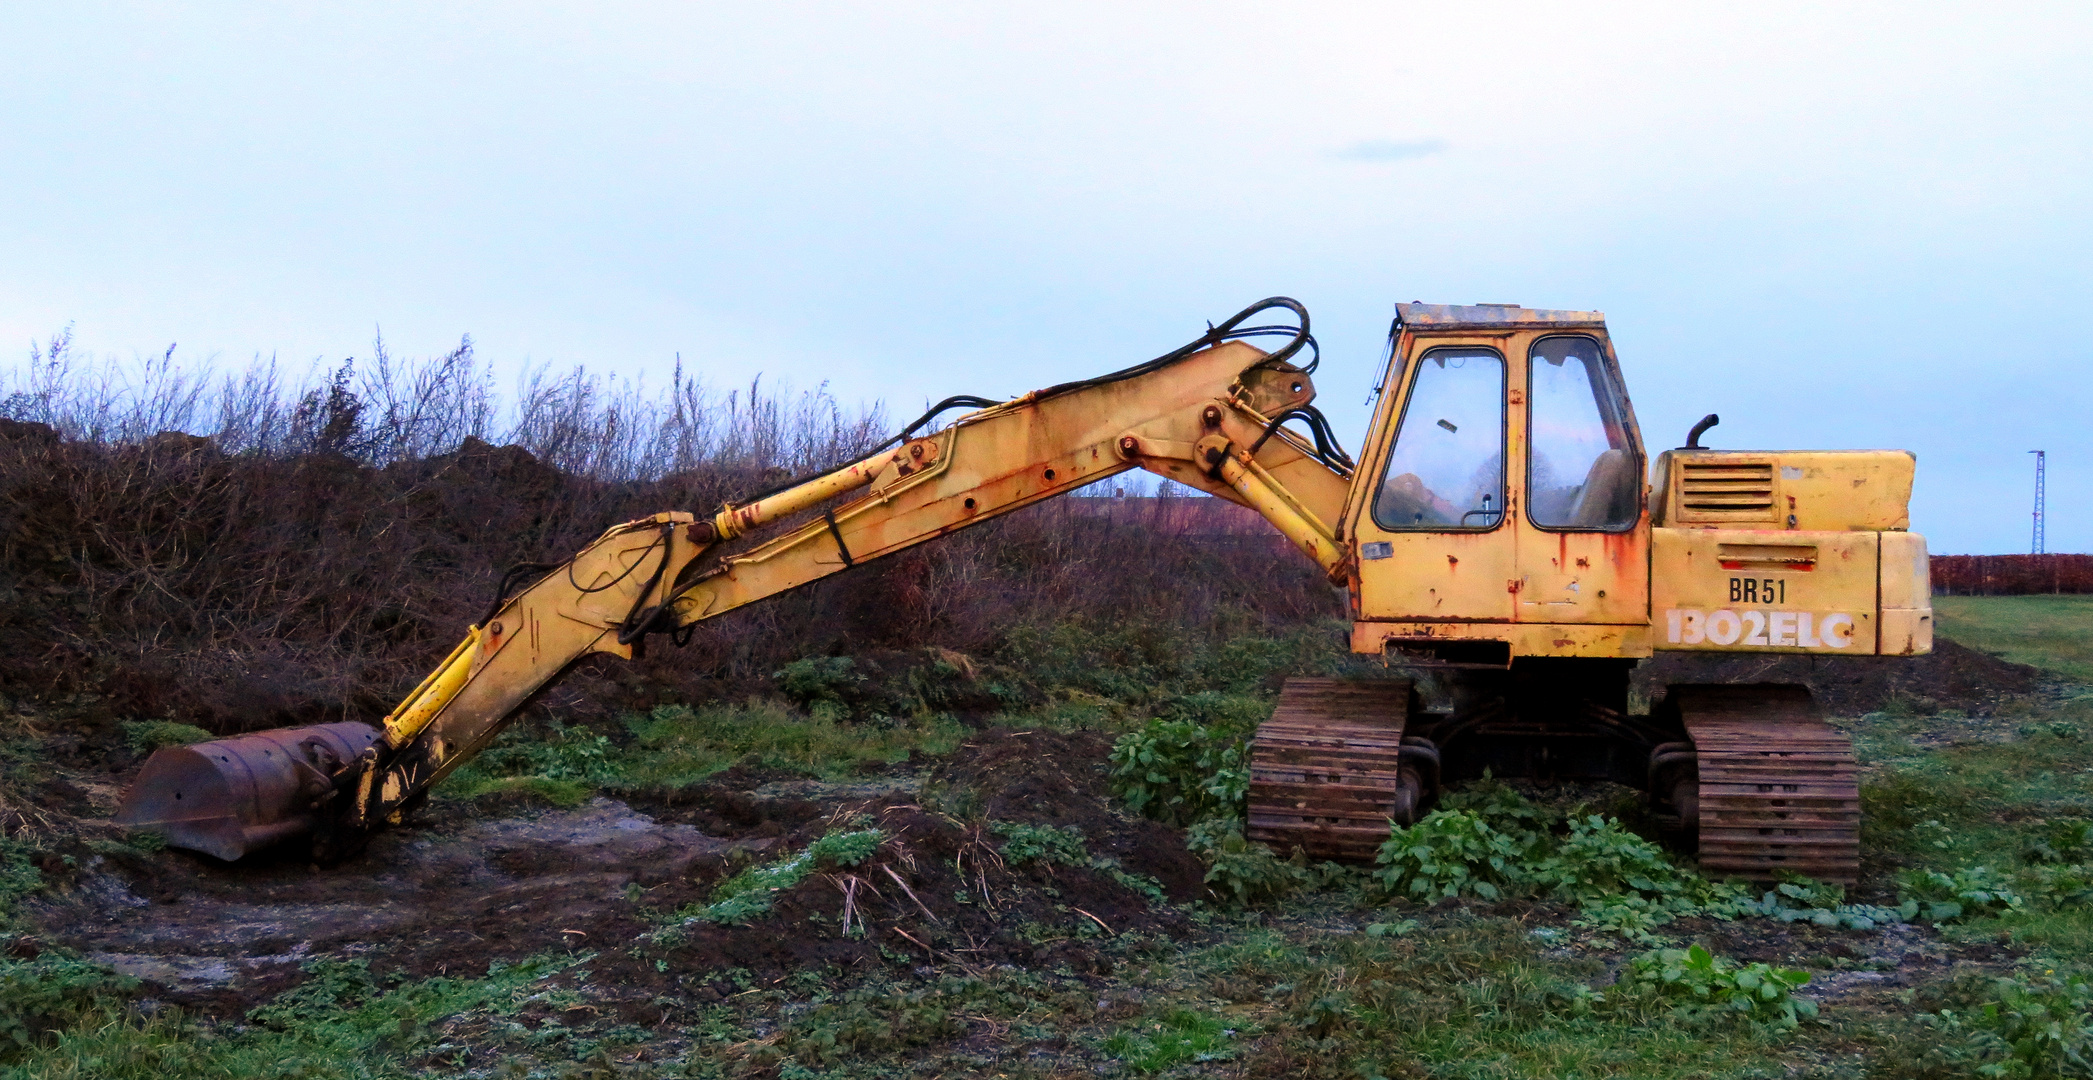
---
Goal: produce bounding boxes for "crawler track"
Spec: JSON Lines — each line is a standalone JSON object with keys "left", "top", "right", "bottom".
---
{"left": 1246, "top": 678, "right": 1418, "bottom": 860}
{"left": 1674, "top": 684, "right": 1860, "bottom": 884}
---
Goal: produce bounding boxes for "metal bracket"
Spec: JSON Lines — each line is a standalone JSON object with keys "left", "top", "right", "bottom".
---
{"left": 822, "top": 509, "right": 855, "bottom": 567}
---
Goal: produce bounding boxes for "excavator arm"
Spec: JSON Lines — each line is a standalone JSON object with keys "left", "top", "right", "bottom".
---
{"left": 116, "top": 299, "right": 1359, "bottom": 861}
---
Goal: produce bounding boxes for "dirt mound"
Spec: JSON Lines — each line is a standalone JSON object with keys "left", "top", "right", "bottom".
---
{"left": 1635, "top": 637, "right": 2043, "bottom": 716}
{"left": 648, "top": 801, "right": 1188, "bottom": 1002}
{"left": 931, "top": 727, "right": 1207, "bottom": 902}
{"left": 613, "top": 782, "right": 825, "bottom": 841}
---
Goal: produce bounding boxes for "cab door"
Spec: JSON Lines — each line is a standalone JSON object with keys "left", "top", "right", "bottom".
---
{"left": 1511, "top": 332, "right": 1649, "bottom": 625}
{"left": 1351, "top": 337, "right": 1518, "bottom": 624}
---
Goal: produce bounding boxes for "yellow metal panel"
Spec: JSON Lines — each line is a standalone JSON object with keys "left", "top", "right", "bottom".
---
{"left": 1879, "top": 531, "right": 1933, "bottom": 656}
{"left": 1515, "top": 521, "right": 1649, "bottom": 625}
{"left": 1216, "top": 452, "right": 1346, "bottom": 577}
{"left": 671, "top": 340, "right": 1349, "bottom": 629}
{"left": 1879, "top": 530, "right": 1932, "bottom": 611}
{"left": 1653, "top": 450, "right": 1913, "bottom": 531}
{"left": 1350, "top": 325, "right": 1653, "bottom": 631}
{"left": 1650, "top": 527, "right": 1880, "bottom": 654}
{"left": 1879, "top": 608, "right": 1932, "bottom": 657}
{"left": 1354, "top": 528, "right": 1520, "bottom": 623}
{"left": 1352, "top": 620, "right": 1652, "bottom": 658}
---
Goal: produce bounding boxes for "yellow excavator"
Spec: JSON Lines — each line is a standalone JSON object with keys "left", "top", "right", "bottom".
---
{"left": 117, "top": 299, "right": 1929, "bottom": 882}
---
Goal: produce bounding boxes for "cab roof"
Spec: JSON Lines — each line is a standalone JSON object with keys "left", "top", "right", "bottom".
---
{"left": 1396, "top": 302, "right": 1606, "bottom": 331}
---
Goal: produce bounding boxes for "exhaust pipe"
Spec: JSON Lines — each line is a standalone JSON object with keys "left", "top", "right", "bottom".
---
{"left": 114, "top": 723, "right": 382, "bottom": 861}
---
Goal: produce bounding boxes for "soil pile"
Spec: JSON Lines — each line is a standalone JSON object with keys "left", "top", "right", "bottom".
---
{"left": 1636, "top": 637, "right": 2043, "bottom": 716}
{"left": 929, "top": 727, "right": 1206, "bottom": 900}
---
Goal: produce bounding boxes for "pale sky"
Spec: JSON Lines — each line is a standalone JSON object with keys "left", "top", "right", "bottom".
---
{"left": 3, "top": 3, "right": 2088, "bottom": 553}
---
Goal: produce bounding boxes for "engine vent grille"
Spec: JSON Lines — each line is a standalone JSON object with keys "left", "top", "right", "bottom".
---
{"left": 1677, "top": 461, "right": 1776, "bottom": 521}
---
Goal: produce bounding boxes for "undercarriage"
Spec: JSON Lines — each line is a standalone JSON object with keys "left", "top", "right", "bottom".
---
{"left": 1246, "top": 661, "right": 1861, "bottom": 882}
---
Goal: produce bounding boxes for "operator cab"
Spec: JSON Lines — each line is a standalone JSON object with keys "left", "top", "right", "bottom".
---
{"left": 1344, "top": 303, "right": 1651, "bottom": 662}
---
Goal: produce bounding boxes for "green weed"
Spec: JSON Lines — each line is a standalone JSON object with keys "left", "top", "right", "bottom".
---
{"left": 1741, "top": 874, "right": 1904, "bottom": 930}
{"left": 1149, "top": 690, "right": 1272, "bottom": 737}
{"left": 998, "top": 616, "right": 1355, "bottom": 706}
{"left": 1371, "top": 798, "right": 1740, "bottom": 919}
{"left": 990, "top": 821, "right": 1168, "bottom": 905}
{"left": 2018, "top": 863, "right": 2093, "bottom": 908}
{"left": 1373, "top": 809, "right": 1533, "bottom": 900}
{"left": 621, "top": 701, "right": 966, "bottom": 785}
{"left": 1108, "top": 718, "right": 1247, "bottom": 827}
{"left": 1184, "top": 914, "right": 1774, "bottom": 1078}
{"left": 0, "top": 838, "right": 42, "bottom": 928}
{"left": 773, "top": 656, "right": 864, "bottom": 722}
{"left": 1899, "top": 865, "right": 2027, "bottom": 925}
{"left": 777, "top": 972, "right": 1084, "bottom": 1071}
{"left": 992, "top": 822, "right": 1087, "bottom": 868}
{"left": 1103, "top": 1008, "right": 1243, "bottom": 1073}
{"left": 1926, "top": 972, "right": 2093, "bottom": 1079}
{"left": 444, "top": 719, "right": 618, "bottom": 806}
{"left": 1, "top": 953, "right": 574, "bottom": 1080}
{"left": 1186, "top": 817, "right": 1311, "bottom": 907}
{"left": 2028, "top": 819, "right": 2093, "bottom": 865}
{"left": 116, "top": 721, "right": 213, "bottom": 754}
{"left": 1439, "top": 773, "right": 1562, "bottom": 838}
{"left": 1613, "top": 944, "right": 1816, "bottom": 1031}
{"left": 1529, "top": 815, "right": 1702, "bottom": 907}
{"left": 665, "top": 827, "right": 884, "bottom": 930}
{"left": 451, "top": 699, "right": 971, "bottom": 804}
{"left": 245, "top": 957, "right": 380, "bottom": 1029}
{"left": 1858, "top": 713, "right": 2093, "bottom": 866}
{"left": 0, "top": 955, "right": 139, "bottom": 1064}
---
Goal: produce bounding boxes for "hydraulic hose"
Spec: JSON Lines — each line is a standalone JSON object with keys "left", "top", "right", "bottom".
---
{"left": 717, "top": 298, "right": 1315, "bottom": 511}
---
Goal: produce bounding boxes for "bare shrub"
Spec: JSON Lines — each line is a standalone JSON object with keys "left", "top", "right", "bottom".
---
{"left": 0, "top": 331, "right": 1337, "bottom": 736}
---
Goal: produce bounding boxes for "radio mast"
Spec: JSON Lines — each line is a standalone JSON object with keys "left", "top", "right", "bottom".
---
{"left": 2031, "top": 450, "right": 2046, "bottom": 555}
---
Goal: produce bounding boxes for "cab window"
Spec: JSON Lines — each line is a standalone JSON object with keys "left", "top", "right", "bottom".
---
{"left": 1373, "top": 347, "right": 1505, "bottom": 530}
{"left": 1527, "top": 336, "right": 1637, "bottom": 530}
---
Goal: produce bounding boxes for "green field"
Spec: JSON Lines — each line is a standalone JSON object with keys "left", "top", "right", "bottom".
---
{"left": 1934, "top": 594, "right": 2093, "bottom": 683}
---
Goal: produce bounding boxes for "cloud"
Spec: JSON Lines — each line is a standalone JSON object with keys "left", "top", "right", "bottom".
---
{"left": 1330, "top": 138, "right": 1449, "bottom": 163}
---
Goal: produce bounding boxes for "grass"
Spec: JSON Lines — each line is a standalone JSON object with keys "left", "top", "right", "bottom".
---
{"left": 0, "top": 953, "right": 580, "bottom": 1080}
{"left": 1149, "top": 909, "right": 1783, "bottom": 1080}
{"left": 443, "top": 699, "right": 973, "bottom": 805}
{"left": 1934, "top": 594, "right": 2093, "bottom": 683}
{"left": 443, "top": 626, "right": 1346, "bottom": 809}
{"left": 619, "top": 700, "right": 970, "bottom": 784}
{"left": 14, "top": 599, "right": 2093, "bottom": 1078}
{"left": 1102, "top": 1008, "right": 1248, "bottom": 1073}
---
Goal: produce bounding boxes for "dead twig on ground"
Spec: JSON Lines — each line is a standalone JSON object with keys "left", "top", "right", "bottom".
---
{"left": 882, "top": 864, "right": 943, "bottom": 925}
{"left": 1072, "top": 907, "right": 1114, "bottom": 936}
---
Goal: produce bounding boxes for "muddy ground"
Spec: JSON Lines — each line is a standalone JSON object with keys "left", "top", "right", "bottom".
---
{"left": 20, "top": 728, "right": 1198, "bottom": 1028}
{"left": 6, "top": 639, "right": 2051, "bottom": 1047}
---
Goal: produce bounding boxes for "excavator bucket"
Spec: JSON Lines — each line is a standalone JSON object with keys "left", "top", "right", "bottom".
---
{"left": 114, "top": 722, "right": 381, "bottom": 861}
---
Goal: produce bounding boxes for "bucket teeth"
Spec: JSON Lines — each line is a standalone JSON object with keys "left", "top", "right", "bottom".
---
{"left": 114, "top": 722, "right": 382, "bottom": 861}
